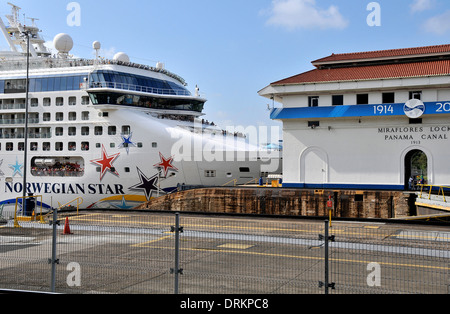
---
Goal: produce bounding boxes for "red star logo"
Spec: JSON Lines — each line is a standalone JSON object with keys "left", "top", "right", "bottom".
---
{"left": 153, "top": 152, "right": 178, "bottom": 177}
{"left": 90, "top": 145, "right": 120, "bottom": 180}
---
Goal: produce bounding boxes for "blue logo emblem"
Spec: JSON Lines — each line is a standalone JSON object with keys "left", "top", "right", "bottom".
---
{"left": 404, "top": 99, "right": 425, "bottom": 119}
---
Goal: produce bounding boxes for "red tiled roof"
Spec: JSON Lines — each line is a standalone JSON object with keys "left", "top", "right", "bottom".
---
{"left": 271, "top": 59, "right": 450, "bottom": 85}
{"left": 312, "top": 44, "right": 450, "bottom": 64}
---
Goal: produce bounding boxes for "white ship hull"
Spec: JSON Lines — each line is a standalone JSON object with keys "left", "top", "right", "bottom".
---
{"left": 0, "top": 3, "right": 281, "bottom": 216}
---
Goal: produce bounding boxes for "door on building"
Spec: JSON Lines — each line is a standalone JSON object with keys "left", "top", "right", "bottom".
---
{"left": 404, "top": 149, "right": 428, "bottom": 191}
{"left": 301, "top": 147, "right": 328, "bottom": 188}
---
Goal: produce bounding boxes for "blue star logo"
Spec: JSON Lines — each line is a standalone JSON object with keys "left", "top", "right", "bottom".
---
{"left": 9, "top": 158, "right": 23, "bottom": 177}
{"left": 119, "top": 132, "right": 137, "bottom": 155}
{"left": 112, "top": 196, "right": 135, "bottom": 210}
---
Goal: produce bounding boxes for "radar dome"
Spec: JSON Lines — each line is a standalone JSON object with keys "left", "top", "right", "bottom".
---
{"left": 53, "top": 33, "right": 73, "bottom": 54}
{"left": 92, "top": 41, "right": 101, "bottom": 50}
{"left": 113, "top": 52, "right": 130, "bottom": 63}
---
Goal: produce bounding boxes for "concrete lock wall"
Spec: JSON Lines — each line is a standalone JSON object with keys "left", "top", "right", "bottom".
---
{"left": 137, "top": 188, "right": 413, "bottom": 219}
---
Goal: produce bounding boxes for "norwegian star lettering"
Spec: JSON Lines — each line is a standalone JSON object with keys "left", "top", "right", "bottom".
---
{"left": 5, "top": 182, "right": 125, "bottom": 195}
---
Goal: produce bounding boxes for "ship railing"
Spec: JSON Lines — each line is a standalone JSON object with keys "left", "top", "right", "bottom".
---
{"left": 0, "top": 103, "right": 26, "bottom": 110}
{"left": 0, "top": 118, "right": 39, "bottom": 125}
{"left": 0, "top": 57, "right": 186, "bottom": 86}
{"left": 88, "top": 81, "right": 192, "bottom": 97}
{"left": 0, "top": 132, "right": 51, "bottom": 139}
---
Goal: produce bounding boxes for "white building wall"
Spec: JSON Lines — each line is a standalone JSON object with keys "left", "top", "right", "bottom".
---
{"left": 278, "top": 84, "right": 450, "bottom": 190}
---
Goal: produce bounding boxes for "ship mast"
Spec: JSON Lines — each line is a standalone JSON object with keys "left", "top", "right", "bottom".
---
{"left": 0, "top": 2, "right": 50, "bottom": 57}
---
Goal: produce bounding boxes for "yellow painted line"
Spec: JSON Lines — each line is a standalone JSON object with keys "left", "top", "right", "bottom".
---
{"left": 217, "top": 243, "right": 254, "bottom": 250}
{"left": 66, "top": 214, "right": 447, "bottom": 241}
{"left": 132, "top": 235, "right": 173, "bottom": 247}
{"left": 139, "top": 245, "right": 450, "bottom": 271}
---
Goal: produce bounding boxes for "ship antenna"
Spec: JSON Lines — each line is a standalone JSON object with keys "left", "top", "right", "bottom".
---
{"left": 93, "top": 41, "right": 101, "bottom": 65}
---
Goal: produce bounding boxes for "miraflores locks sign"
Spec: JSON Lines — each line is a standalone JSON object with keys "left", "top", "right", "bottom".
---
{"left": 379, "top": 100, "right": 449, "bottom": 143}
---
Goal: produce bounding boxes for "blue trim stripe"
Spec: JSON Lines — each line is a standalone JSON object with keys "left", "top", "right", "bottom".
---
{"left": 282, "top": 183, "right": 405, "bottom": 191}
{"left": 271, "top": 102, "right": 450, "bottom": 120}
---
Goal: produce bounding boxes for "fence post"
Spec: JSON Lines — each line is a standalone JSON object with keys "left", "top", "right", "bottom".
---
{"left": 171, "top": 212, "right": 183, "bottom": 294}
{"left": 319, "top": 220, "right": 335, "bottom": 294}
{"left": 49, "top": 208, "right": 60, "bottom": 293}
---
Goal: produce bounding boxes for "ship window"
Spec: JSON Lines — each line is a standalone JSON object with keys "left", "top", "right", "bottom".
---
{"left": 4, "top": 79, "right": 26, "bottom": 93}
{"left": 357, "top": 94, "right": 369, "bottom": 105}
{"left": 18, "top": 142, "right": 24, "bottom": 151}
{"left": 81, "top": 142, "right": 89, "bottom": 151}
{"left": 68, "top": 127, "right": 76, "bottom": 136}
{"left": 69, "top": 97, "right": 76, "bottom": 106}
{"left": 124, "top": 167, "right": 130, "bottom": 173}
{"left": 89, "top": 92, "right": 205, "bottom": 112}
{"left": 69, "top": 112, "right": 77, "bottom": 121}
{"left": 41, "top": 78, "right": 49, "bottom": 92}
{"left": 332, "top": 95, "right": 344, "bottom": 106}
{"left": 138, "top": 142, "right": 143, "bottom": 148}
{"left": 205, "top": 170, "right": 216, "bottom": 177}
{"left": 383, "top": 92, "right": 395, "bottom": 104}
{"left": 56, "top": 112, "right": 63, "bottom": 121}
{"left": 81, "top": 127, "right": 89, "bottom": 136}
{"left": 43, "top": 143, "right": 50, "bottom": 151}
{"left": 81, "top": 96, "right": 90, "bottom": 105}
{"left": 43, "top": 113, "right": 50, "bottom": 122}
{"left": 55, "top": 127, "right": 63, "bottom": 136}
{"left": 61, "top": 77, "right": 67, "bottom": 91}
{"left": 122, "top": 125, "right": 130, "bottom": 135}
{"left": 56, "top": 142, "right": 63, "bottom": 151}
{"left": 152, "top": 142, "right": 157, "bottom": 148}
{"left": 31, "top": 98, "right": 38, "bottom": 107}
{"left": 95, "top": 126, "right": 103, "bottom": 135}
{"left": 239, "top": 167, "right": 250, "bottom": 173}
{"left": 56, "top": 97, "right": 64, "bottom": 107}
{"left": 81, "top": 111, "right": 89, "bottom": 121}
{"left": 43, "top": 98, "right": 51, "bottom": 106}
{"left": 68, "top": 142, "right": 76, "bottom": 151}
{"left": 30, "top": 142, "right": 38, "bottom": 151}
{"left": 31, "top": 156, "right": 84, "bottom": 177}
{"left": 108, "top": 126, "right": 116, "bottom": 135}
{"left": 6, "top": 142, "right": 13, "bottom": 151}
{"left": 67, "top": 77, "right": 75, "bottom": 90}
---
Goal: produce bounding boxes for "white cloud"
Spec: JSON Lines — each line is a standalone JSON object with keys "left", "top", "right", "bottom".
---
{"left": 423, "top": 10, "right": 450, "bottom": 35}
{"left": 264, "top": 0, "right": 349, "bottom": 31}
{"left": 410, "top": 0, "right": 434, "bottom": 13}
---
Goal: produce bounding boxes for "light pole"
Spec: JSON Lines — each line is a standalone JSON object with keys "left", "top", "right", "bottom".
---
{"left": 22, "top": 31, "right": 30, "bottom": 215}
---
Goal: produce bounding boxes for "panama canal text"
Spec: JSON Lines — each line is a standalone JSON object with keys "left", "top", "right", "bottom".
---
{"left": 378, "top": 126, "right": 450, "bottom": 143}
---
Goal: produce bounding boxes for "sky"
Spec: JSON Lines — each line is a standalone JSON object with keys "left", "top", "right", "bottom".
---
{"left": 1, "top": 0, "right": 450, "bottom": 136}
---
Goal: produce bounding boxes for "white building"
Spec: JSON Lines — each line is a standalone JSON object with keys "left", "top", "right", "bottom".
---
{"left": 259, "top": 44, "right": 450, "bottom": 191}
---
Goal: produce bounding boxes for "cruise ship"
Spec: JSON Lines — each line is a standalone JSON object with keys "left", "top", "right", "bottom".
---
{"left": 0, "top": 4, "right": 280, "bottom": 214}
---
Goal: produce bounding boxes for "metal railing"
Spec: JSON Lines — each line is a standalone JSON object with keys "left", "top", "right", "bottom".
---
{"left": 418, "top": 184, "right": 450, "bottom": 203}
{"left": 0, "top": 211, "right": 448, "bottom": 294}
{"left": 88, "top": 81, "right": 191, "bottom": 97}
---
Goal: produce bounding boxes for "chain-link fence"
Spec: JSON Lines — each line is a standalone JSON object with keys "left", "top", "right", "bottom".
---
{"left": 0, "top": 211, "right": 449, "bottom": 294}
